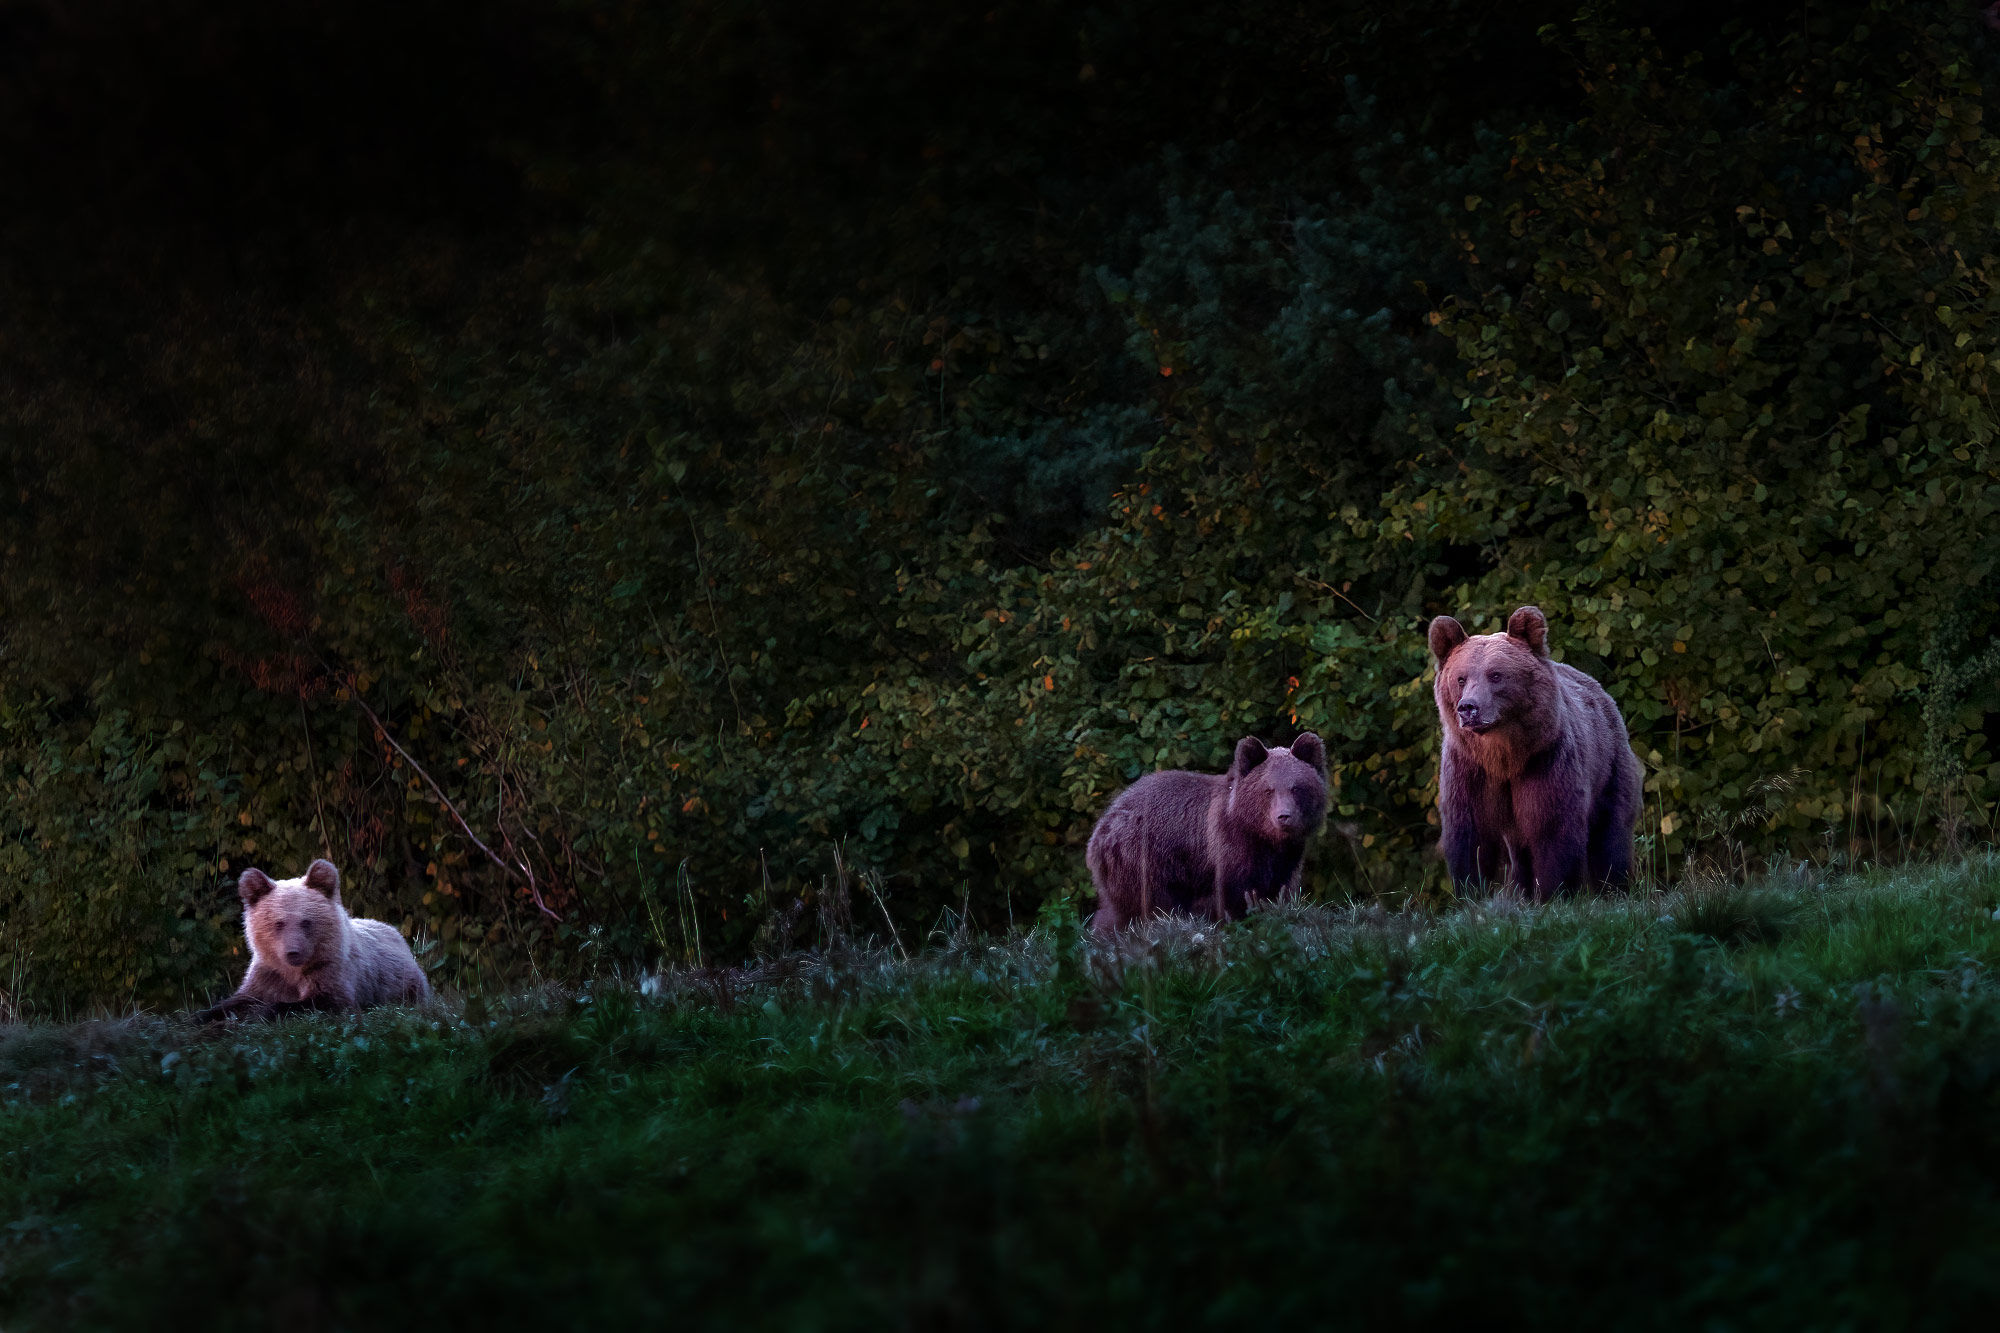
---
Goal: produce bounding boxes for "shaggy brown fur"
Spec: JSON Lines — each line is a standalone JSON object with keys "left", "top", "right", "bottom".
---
{"left": 193, "top": 859, "right": 429, "bottom": 1022}
{"left": 1429, "top": 606, "right": 1643, "bottom": 900}
{"left": 1086, "top": 734, "right": 1329, "bottom": 935}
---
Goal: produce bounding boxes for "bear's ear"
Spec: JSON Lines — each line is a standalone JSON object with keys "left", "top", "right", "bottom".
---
{"left": 1232, "top": 736, "right": 1270, "bottom": 775}
{"left": 238, "top": 867, "right": 275, "bottom": 906}
{"left": 1506, "top": 605, "right": 1550, "bottom": 657}
{"left": 1428, "top": 616, "right": 1468, "bottom": 663}
{"left": 1290, "top": 732, "right": 1327, "bottom": 774}
{"left": 303, "top": 859, "right": 341, "bottom": 901}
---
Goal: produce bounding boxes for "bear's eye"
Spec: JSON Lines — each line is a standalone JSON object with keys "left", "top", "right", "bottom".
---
{"left": 273, "top": 920, "right": 285, "bottom": 929}
{"left": 1455, "top": 674, "right": 1465, "bottom": 685}
{"left": 299, "top": 920, "right": 312, "bottom": 931}
{"left": 1487, "top": 671, "right": 1503, "bottom": 683}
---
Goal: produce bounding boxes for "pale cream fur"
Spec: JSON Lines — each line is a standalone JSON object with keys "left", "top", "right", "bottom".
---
{"left": 195, "top": 859, "right": 428, "bottom": 1021}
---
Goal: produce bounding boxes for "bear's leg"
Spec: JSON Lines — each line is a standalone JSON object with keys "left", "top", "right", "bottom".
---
{"left": 191, "top": 992, "right": 268, "bottom": 1024}
{"left": 199, "top": 989, "right": 354, "bottom": 1023}
{"left": 319, "top": 977, "right": 361, "bottom": 1011}
{"left": 1527, "top": 824, "right": 1589, "bottom": 901}
{"left": 1445, "top": 823, "right": 1512, "bottom": 896}
{"left": 266, "top": 994, "right": 347, "bottom": 1019}
{"left": 1504, "top": 839, "right": 1537, "bottom": 901}
{"left": 1441, "top": 817, "right": 1487, "bottom": 892}
{"left": 1588, "top": 760, "right": 1643, "bottom": 889}
{"left": 1085, "top": 830, "right": 1127, "bottom": 936}
{"left": 1587, "top": 805, "right": 1633, "bottom": 888}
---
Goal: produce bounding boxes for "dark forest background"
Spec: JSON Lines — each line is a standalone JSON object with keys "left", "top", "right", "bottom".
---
{"left": 7, "top": 0, "right": 2000, "bottom": 1010}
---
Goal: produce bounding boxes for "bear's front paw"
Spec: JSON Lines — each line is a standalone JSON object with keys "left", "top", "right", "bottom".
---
{"left": 190, "top": 995, "right": 269, "bottom": 1024}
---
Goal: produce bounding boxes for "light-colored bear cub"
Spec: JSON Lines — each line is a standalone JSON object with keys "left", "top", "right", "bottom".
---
{"left": 195, "top": 859, "right": 429, "bottom": 1021}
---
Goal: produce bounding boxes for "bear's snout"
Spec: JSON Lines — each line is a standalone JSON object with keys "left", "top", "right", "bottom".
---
{"left": 284, "top": 947, "right": 307, "bottom": 966}
{"left": 1455, "top": 699, "right": 1491, "bottom": 731}
{"left": 1268, "top": 791, "right": 1307, "bottom": 838}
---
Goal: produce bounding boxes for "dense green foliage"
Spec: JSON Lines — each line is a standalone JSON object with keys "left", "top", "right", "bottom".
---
{"left": 11, "top": 1, "right": 2000, "bottom": 1009}
{"left": 4, "top": 865, "right": 2000, "bottom": 1327}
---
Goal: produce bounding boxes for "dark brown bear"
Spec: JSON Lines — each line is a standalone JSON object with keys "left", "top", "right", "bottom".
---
{"left": 1429, "top": 606, "right": 1642, "bottom": 901}
{"left": 1086, "top": 734, "right": 1328, "bottom": 935}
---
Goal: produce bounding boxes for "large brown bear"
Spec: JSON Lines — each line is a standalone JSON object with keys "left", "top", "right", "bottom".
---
{"left": 1086, "top": 734, "right": 1328, "bottom": 935}
{"left": 1429, "top": 606, "right": 1642, "bottom": 900}
{"left": 194, "top": 859, "right": 430, "bottom": 1022}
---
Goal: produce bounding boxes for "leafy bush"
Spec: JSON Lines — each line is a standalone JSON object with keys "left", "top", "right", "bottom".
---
{"left": 1417, "top": 7, "right": 2000, "bottom": 857}
{"left": 10, "top": 2, "right": 2000, "bottom": 1010}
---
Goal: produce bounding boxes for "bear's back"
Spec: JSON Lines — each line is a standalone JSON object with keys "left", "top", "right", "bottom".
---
{"left": 349, "top": 917, "right": 430, "bottom": 1006}
{"left": 1110, "top": 768, "right": 1223, "bottom": 822}
{"left": 1552, "top": 659, "right": 1629, "bottom": 742}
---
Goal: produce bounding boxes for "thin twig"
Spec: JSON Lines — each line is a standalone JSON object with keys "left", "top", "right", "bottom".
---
{"left": 677, "top": 858, "right": 704, "bottom": 968}
{"left": 1294, "top": 573, "right": 1379, "bottom": 625}
{"left": 862, "top": 869, "right": 909, "bottom": 961}
{"left": 685, "top": 511, "right": 748, "bottom": 733}
{"left": 350, "top": 693, "right": 563, "bottom": 922}
{"left": 298, "top": 694, "right": 330, "bottom": 858}
{"left": 493, "top": 773, "right": 554, "bottom": 922}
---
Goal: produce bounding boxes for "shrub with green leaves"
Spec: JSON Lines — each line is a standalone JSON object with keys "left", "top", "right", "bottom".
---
{"left": 8, "top": 1, "right": 2000, "bottom": 1011}
{"left": 797, "top": 3, "right": 2000, "bottom": 908}
{"left": 1411, "top": 8, "right": 2000, "bottom": 861}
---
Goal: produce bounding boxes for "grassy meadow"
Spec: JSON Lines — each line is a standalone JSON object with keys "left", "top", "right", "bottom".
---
{"left": 4, "top": 862, "right": 2000, "bottom": 1329}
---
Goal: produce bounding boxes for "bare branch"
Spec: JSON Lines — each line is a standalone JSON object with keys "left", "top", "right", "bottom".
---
{"left": 349, "top": 693, "right": 563, "bottom": 923}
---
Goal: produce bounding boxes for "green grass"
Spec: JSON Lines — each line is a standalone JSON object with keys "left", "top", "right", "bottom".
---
{"left": 7, "top": 864, "right": 2000, "bottom": 1330}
